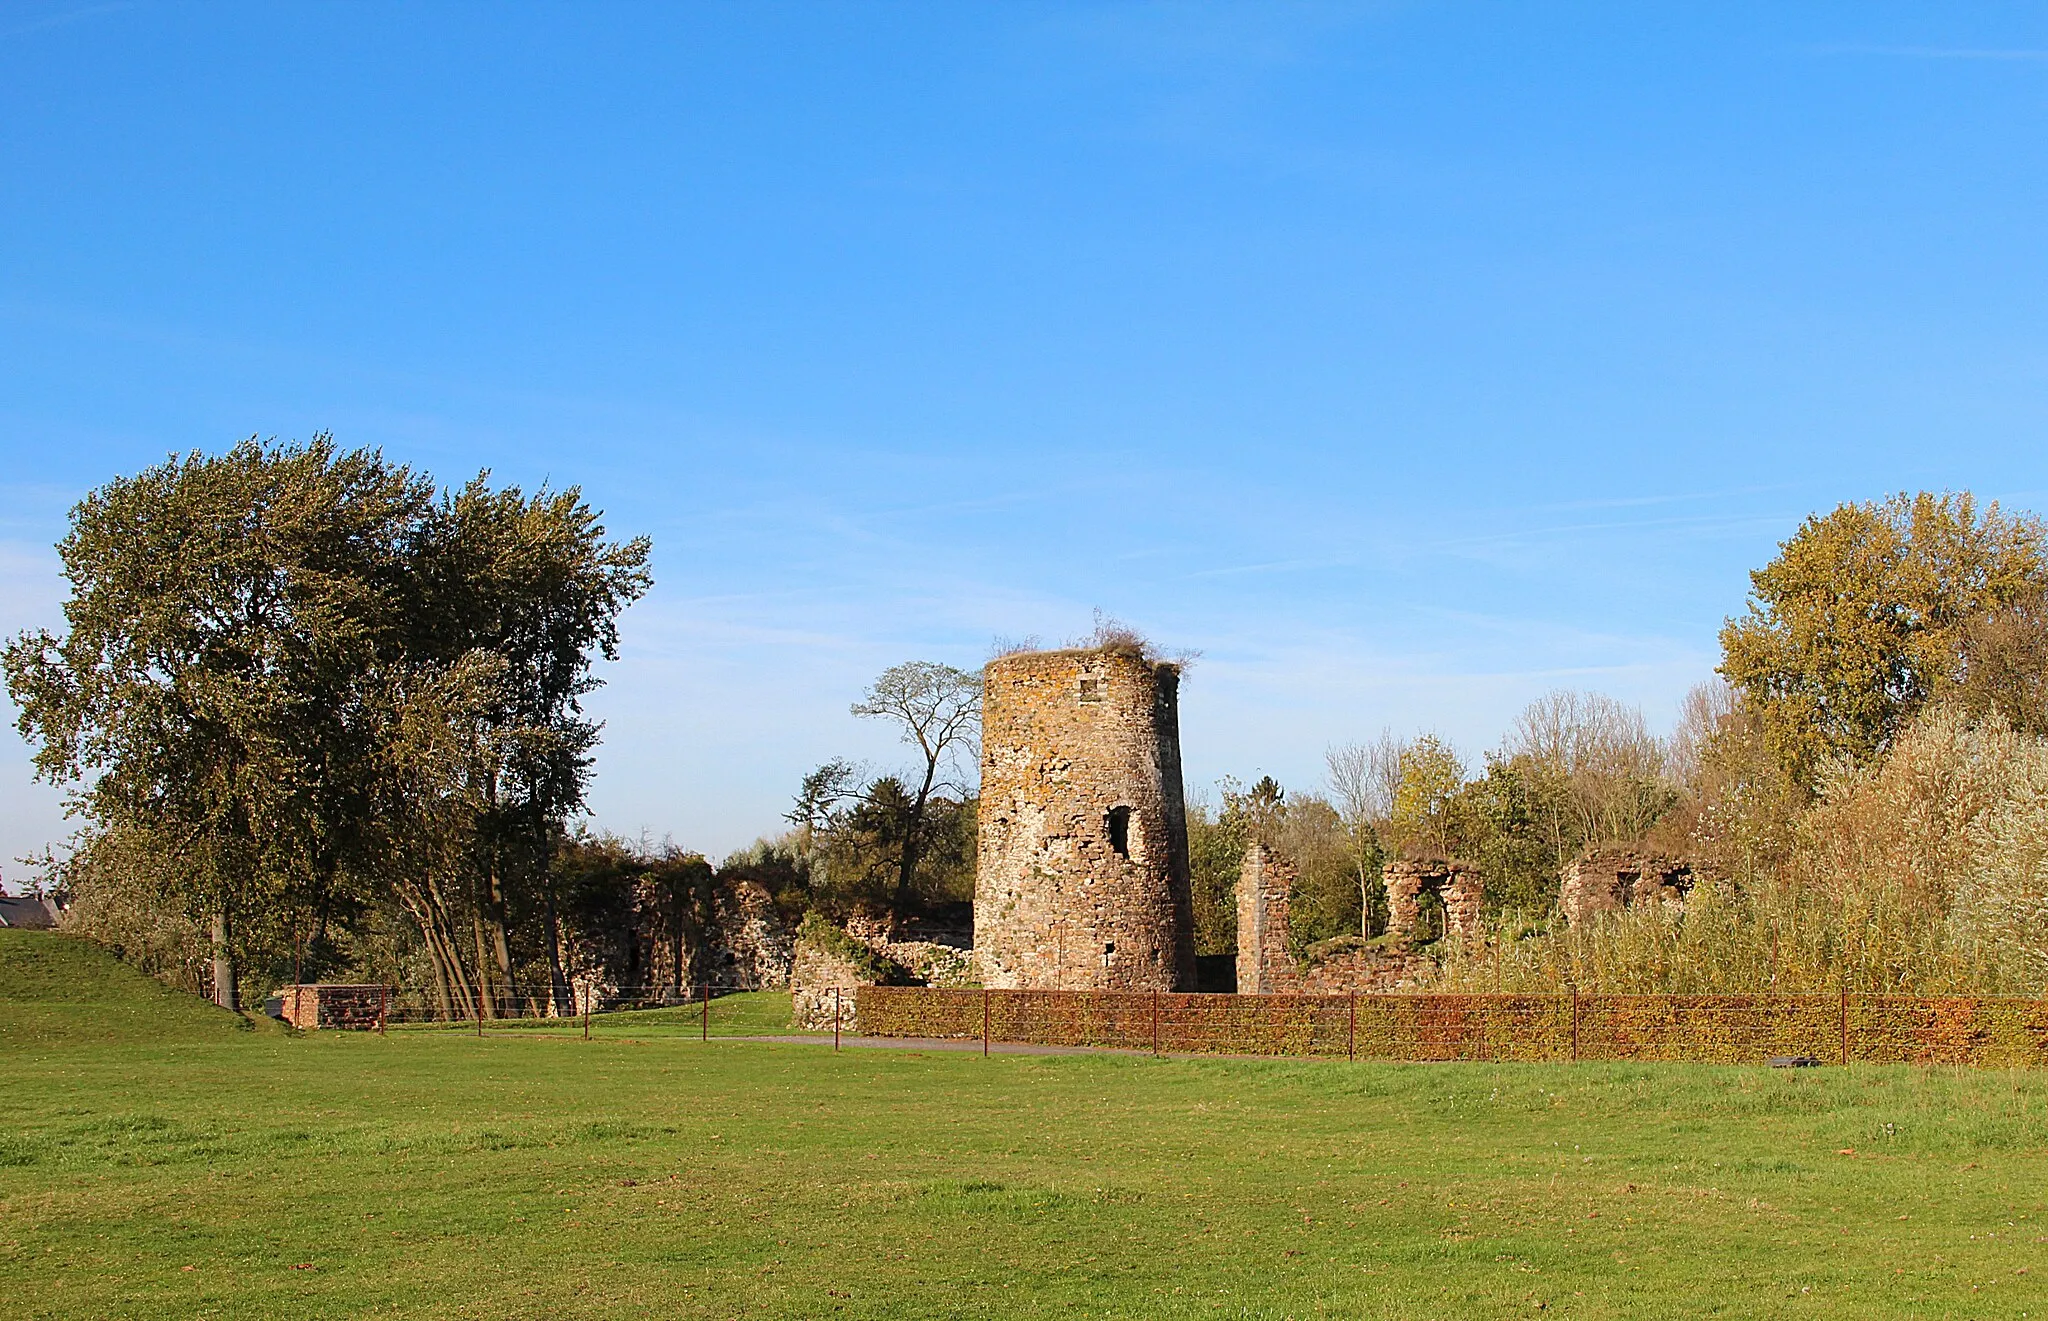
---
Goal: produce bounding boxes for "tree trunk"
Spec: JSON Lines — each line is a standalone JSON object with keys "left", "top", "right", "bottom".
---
{"left": 542, "top": 873, "right": 572, "bottom": 1017}
{"left": 437, "top": 918, "right": 480, "bottom": 1021}
{"left": 210, "top": 908, "right": 239, "bottom": 1011}
{"left": 472, "top": 912, "right": 499, "bottom": 1018}
{"left": 489, "top": 913, "right": 518, "bottom": 1014}
{"left": 894, "top": 757, "right": 939, "bottom": 916}
{"left": 483, "top": 842, "right": 522, "bottom": 1016}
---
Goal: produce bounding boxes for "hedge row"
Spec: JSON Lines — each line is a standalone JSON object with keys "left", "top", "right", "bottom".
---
{"left": 853, "top": 987, "right": 2048, "bottom": 1068}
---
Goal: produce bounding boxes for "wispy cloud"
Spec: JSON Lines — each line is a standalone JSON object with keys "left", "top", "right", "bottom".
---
{"left": 1817, "top": 44, "right": 2048, "bottom": 63}
{"left": 0, "top": 2, "right": 129, "bottom": 42}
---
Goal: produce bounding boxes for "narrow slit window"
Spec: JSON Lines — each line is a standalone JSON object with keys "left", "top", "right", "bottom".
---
{"left": 1106, "top": 806, "right": 1131, "bottom": 858}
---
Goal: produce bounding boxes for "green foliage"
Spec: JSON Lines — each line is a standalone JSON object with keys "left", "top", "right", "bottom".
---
{"left": 2, "top": 436, "right": 653, "bottom": 1014}
{"left": 794, "top": 911, "right": 913, "bottom": 984}
{"left": 1189, "top": 777, "right": 1370, "bottom": 954}
{"left": 1720, "top": 491, "right": 2048, "bottom": 789}
{"left": 792, "top": 766, "right": 976, "bottom": 920}
{"left": 848, "top": 660, "right": 982, "bottom": 913}
{"left": 1445, "top": 704, "right": 2048, "bottom": 996}
{"left": 1950, "top": 594, "right": 2048, "bottom": 736}
{"left": 1386, "top": 735, "right": 1467, "bottom": 856}
{"left": 1184, "top": 798, "right": 1246, "bottom": 955}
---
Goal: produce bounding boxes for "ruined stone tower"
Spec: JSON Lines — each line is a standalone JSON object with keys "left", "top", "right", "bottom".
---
{"left": 975, "top": 647, "right": 1197, "bottom": 991}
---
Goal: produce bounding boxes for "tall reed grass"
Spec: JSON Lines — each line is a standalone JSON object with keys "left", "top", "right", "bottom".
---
{"left": 1441, "top": 706, "right": 2048, "bottom": 995}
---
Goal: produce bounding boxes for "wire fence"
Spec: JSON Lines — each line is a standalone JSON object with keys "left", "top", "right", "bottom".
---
{"left": 270, "top": 981, "right": 2048, "bottom": 1068}
{"left": 273, "top": 983, "right": 771, "bottom": 1037}
{"left": 855, "top": 987, "right": 2048, "bottom": 1068}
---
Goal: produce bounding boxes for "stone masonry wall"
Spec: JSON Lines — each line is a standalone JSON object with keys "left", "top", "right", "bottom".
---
{"left": 1385, "top": 860, "right": 1485, "bottom": 944}
{"left": 1296, "top": 945, "right": 1436, "bottom": 993}
{"left": 700, "top": 880, "right": 794, "bottom": 990}
{"left": 1560, "top": 850, "right": 1693, "bottom": 928}
{"left": 1237, "top": 843, "right": 1438, "bottom": 994}
{"left": 788, "top": 939, "right": 866, "bottom": 1031}
{"left": 1236, "top": 842, "right": 1298, "bottom": 994}
{"left": 975, "top": 647, "right": 1197, "bottom": 991}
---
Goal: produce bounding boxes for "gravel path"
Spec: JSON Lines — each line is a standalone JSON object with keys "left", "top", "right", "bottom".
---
{"left": 724, "top": 1034, "right": 1146, "bottom": 1057}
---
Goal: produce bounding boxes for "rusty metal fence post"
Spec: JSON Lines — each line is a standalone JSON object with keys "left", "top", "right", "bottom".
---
{"left": 702, "top": 983, "right": 710, "bottom": 1043}
{"left": 1151, "top": 990, "right": 1160, "bottom": 1056}
{"left": 1840, "top": 989, "right": 1850, "bottom": 1066}
{"left": 1569, "top": 988, "right": 1580, "bottom": 1063}
{"left": 377, "top": 985, "right": 388, "bottom": 1036}
{"left": 1348, "top": 993, "right": 1356, "bottom": 1061}
{"left": 982, "top": 988, "right": 990, "bottom": 1057}
{"left": 833, "top": 987, "right": 842, "bottom": 1052}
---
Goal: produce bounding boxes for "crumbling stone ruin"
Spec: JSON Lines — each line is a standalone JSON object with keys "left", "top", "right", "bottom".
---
{"left": 789, "top": 928, "right": 873, "bottom": 1031}
{"left": 1234, "top": 843, "right": 1435, "bottom": 994}
{"left": 1384, "top": 858, "right": 1485, "bottom": 945}
{"left": 699, "top": 880, "right": 795, "bottom": 990}
{"left": 844, "top": 912, "right": 975, "bottom": 987}
{"left": 788, "top": 912, "right": 979, "bottom": 1030}
{"left": 975, "top": 646, "right": 1198, "bottom": 991}
{"left": 1559, "top": 850, "right": 1693, "bottom": 927}
{"left": 1235, "top": 843, "right": 1296, "bottom": 994}
{"left": 564, "top": 876, "right": 794, "bottom": 1010}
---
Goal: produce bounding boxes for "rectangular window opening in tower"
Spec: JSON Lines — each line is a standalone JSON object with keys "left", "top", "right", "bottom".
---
{"left": 1079, "top": 677, "right": 1103, "bottom": 703}
{"left": 1107, "top": 806, "right": 1131, "bottom": 858}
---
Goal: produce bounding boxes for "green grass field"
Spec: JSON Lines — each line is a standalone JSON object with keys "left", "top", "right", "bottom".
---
{"left": 4, "top": 930, "right": 2047, "bottom": 1319}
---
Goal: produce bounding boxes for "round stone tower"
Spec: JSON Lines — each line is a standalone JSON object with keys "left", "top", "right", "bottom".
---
{"left": 974, "top": 646, "right": 1197, "bottom": 991}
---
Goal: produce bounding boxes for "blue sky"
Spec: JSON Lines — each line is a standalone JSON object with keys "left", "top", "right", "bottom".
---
{"left": 4, "top": 2, "right": 2048, "bottom": 876}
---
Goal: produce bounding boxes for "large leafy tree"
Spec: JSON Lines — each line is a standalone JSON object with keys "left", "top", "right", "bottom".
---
{"left": 1720, "top": 492, "right": 2048, "bottom": 789}
{"left": 4, "top": 438, "right": 652, "bottom": 1014}
{"left": 389, "top": 476, "right": 652, "bottom": 1016}
{"left": 3, "top": 437, "right": 433, "bottom": 1007}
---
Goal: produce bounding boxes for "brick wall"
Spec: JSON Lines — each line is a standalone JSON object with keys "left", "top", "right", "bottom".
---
{"left": 277, "top": 984, "right": 388, "bottom": 1031}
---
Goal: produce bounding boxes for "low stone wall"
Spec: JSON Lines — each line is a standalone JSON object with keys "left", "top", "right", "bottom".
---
{"left": 1296, "top": 939, "right": 1436, "bottom": 993}
{"left": 788, "top": 915, "right": 980, "bottom": 1029}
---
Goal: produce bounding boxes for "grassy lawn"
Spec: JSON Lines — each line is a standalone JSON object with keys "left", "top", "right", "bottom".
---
{"left": 4, "top": 933, "right": 2047, "bottom": 1319}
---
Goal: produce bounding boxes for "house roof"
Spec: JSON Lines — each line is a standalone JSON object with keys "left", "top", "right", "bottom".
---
{"left": 0, "top": 895, "right": 59, "bottom": 929}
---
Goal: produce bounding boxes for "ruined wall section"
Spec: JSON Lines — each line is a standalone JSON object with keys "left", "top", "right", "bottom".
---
{"left": 1560, "top": 851, "right": 1693, "bottom": 927}
{"left": 1238, "top": 843, "right": 1438, "bottom": 994}
{"left": 975, "top": 648, "right": 1197, "bottom": 991}
{"left": 1236, "top": 843, "right": 1298, "bottom": 994}
{"left": 1385, "top": 859, "right": 1485, "bottom": 945}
